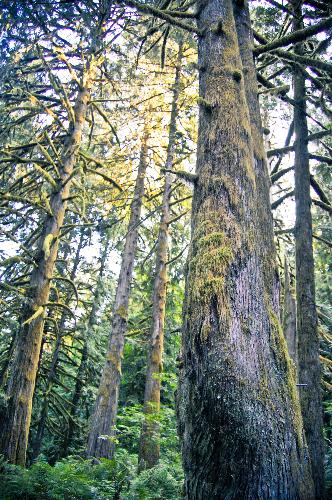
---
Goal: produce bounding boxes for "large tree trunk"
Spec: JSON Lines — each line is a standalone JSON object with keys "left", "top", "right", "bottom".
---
{"left": 87, "top": 131, "right": 148, "bottom": 459}
{"left": 177, "top": 1, "right": 314, "bottom": 498}
{"left": 283, "top": 258, "right": 297, "bottom": 369}
{"left": 0, "top": 64, "right": 96, "bottom": 466}
{"left": 62, "top": 230, "right": 110, "bottom": 457}
{"left": 138, "top": 43, "right": 183, "bottom": 471}
{"left": 31, "top": 230, "right": 85, "bottom": 461}
{"left": 291, "top": 1, "right": 324, "bottom": 496}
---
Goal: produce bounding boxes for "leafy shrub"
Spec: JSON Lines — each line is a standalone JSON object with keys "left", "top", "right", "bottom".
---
{"left": 128, "top": 463, "right": 184, "bottom": 500}
{"left": 0, "top": 450, "right": 136, "bottom": 500}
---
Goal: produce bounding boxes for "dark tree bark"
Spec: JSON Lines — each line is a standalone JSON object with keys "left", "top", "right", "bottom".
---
{"left": 62, "top": 230, "right": 110, "bottom": 457}
{"left": 87, "top": 130, "right": 148, "bottom": 459}
{"left": 291, "top": 1, "right": 325, "bottom": 497}
{"left": 138, "top": 42, "right": 183, "bottom": 471}
{"left": 0, "top": 63, "right": 96, "bottom": 466}
{"left": 31, "top": 230, "right": 85, "bottom": 461}
{"left": 177, "top": 1, "right": 314, "bottom": 498}
{"left": 283, "top": 258, "right": 297, "bottom": 369}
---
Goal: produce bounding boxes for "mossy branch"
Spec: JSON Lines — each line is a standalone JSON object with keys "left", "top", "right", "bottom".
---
{"left": 91, "top": 102, "right": 121, "bottom": 146}
{"left": 45, "top": 302, "right": 77, "bottom": 324}
{"left": 31, "top": 162, "right": 57, "bottom": 188}
{"left": 22, "top": 306, "right": 44, "bottom": 326}
{"left": 272, "top": 48, "right": 332, "bottom": 77}
{"left": 254, "top": 16, "right": 332, "bottom": 55}
{"left": 259, "top": 85, "right": 289, "bottom": 96}
{"left": 51, "top": 276, "right": 79, "bottom": 307}
{"left": 0, "top": 255, "right": 34, "bottom": 267}
{"left": 162, "top": 168, "right": 197, "bottom": 184}
{"left": 319, "top": 355, "right": 332, "bottom": 369}
{"left": 267, "top": 130, "right": 332, "bottom": 158}
{"left": 121, "top": 0, "right": 200, "bottom": 34}
{"left": 85, "top": 167, "right": 123, "bottom": 191}
{"left": 1, "top": 193, "right": 53, "bottom": 215}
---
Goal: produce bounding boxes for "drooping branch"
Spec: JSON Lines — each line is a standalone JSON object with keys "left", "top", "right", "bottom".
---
{"left": 271, "top": 166, "right": 294, "bottom": 184}
{"left": 267, "top": 130, "right": 332, "bottom": 157}
{"left": 263, "top": 0, "right": 294, "bottom": 16}
{"left": 254, "top": 16, "right": 332, "bottom": 55}
{"left": 119, "top": 0, "right": 199, "bottom": 33}
{"left": 310, "top": 175, "right": 332, "bottom": 207}
{"left": 312, "top": 198, "right": 332, "bottom": 215}
{"left": 271, "top": 190, "right": 294, "bottom": 210}
{"left": 271, "top": 48, "right": 332, "bottom": 77}
{"left": 309, "top": 153, "right": 332, "bottom": 165}
{"left": 313, "top": 234, "right": 332, "bottom": 248}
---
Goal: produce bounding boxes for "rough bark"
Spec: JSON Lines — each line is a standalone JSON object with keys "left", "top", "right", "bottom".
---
{"left": 62, "top": 231, "right": 110, "bottom": 457}
{"left": 177, "top": 1, "right": 314, "bottom": 498}
{"left": 291, "top": 1, "right": 325, "bottom": 497}
{"left": 0, "top": 64, "right": 95, "bottom": 466}
{"left": 138, "top": 43, "right": 183, "bottom": 471}
{"left": 283, "top": 258, "right": 297, "bottom": 369}
{"left": 87, "top": 131, "right": 148, "bottom": 459}
{"left": 31, "top": 231, "right": 84, "bottom": 461}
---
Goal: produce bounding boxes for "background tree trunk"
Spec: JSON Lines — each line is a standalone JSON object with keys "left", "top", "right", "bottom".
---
{"left": 87, "top": 130, "right": 148, "bottom": 459}
{"left": 0, "top": 65, "right": 95, "bottom": 466}
{"left": 177, "top": 0, "right": 314, "bottom": 497}
{"left": 62, "top": 230, "right": 110, "bottom": 457}
{"left": 138, "top": 42, "right": 183, "bottom": 471}
{"left": 291, "top": 1, "right": 324, "bottom": 496}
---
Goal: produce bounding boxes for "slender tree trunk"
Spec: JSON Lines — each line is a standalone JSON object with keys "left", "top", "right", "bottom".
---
{"left": 62, "top": 231, "right": 110, "bottom": 457}
{"left": 0, "top": 64, "right": 96, "bottom": 466}
{"left": 87, "top": 130, "right": 149, "bottom": 459}
{"left": 177, "top": 1, "right": 314, "bottom": 498}
{"left": 283, "top": 258, "right": 297, "bottom": 369}
{"left": 292, "top": 1, "right": 324, "bottom": 496}
{"left": 31, "top": 230, "right": 85, "bottom": 461}
{"left": 138, "top": 43, "right": 183, "bottom": 471}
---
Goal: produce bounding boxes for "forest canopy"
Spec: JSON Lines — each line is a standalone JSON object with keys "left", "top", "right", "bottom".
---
{"left": 0, "top": 0, "right": 331, "bottom": 498}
